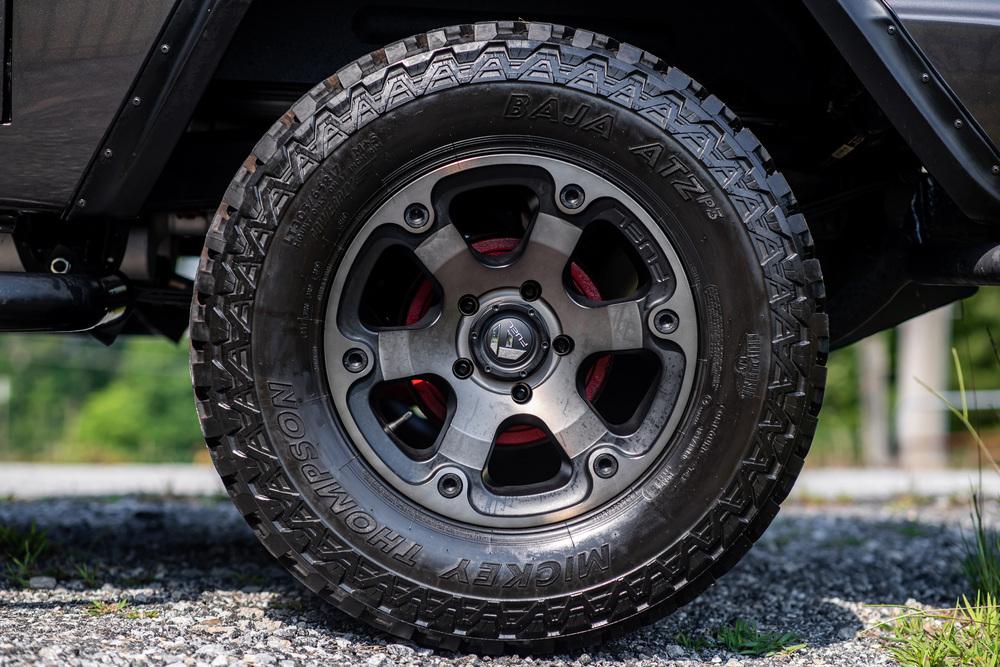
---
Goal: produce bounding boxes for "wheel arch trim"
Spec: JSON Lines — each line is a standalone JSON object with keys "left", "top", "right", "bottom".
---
{"left": 66, "top": 0, "right": 253, "bottom": 222}
{"left": 803, "top": 0, "right": 1000, "bottom": 222}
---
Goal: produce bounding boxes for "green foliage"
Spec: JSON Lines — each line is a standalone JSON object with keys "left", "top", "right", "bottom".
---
{"left": 810, "top": 345, "right": 862, "bottom": 465}
{"left": 0, "top": 335, "right": 203, "bottom": 463}
{"left": 879, "top": 595, "right": 1000, "bottom": 667}
{"left": 675, "top": 619, "right": 805, "bottom": 657}
{"left": 62, "top": 338, "right": 203, "bottom": 462}
{"left": 0, "top": 336, "right": 115, "bottom": 460}
{"left": 954, "top": 289, "right": 1000, "bottom": 389}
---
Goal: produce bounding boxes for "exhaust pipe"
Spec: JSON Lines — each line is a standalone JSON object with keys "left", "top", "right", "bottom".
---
{"left": 911, "top": 242, "right": 1000, "bottom": 286}
{"left": 0, "top": 273, "right": 128, "bottom": 332}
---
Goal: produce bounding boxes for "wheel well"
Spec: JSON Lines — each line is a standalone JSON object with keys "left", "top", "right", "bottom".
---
{"left": 137, "top": 1, "right": 974, "bottom": 344}
{"left": 151, "top": 0, "right": 892, "bottom": 218}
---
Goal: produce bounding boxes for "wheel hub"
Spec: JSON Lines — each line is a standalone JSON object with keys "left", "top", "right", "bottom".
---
{"left": 471, "top": 304, "right": 548, "bottom": 380}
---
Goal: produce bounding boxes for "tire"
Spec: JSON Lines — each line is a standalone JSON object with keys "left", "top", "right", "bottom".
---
{"left": 190, "top": 21, "right": 828, "bottom": 654}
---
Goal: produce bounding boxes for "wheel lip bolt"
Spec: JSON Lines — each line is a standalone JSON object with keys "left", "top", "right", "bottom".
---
{"left": 552, "top": 335, "right": 574, "bottom": 356}
{"left": 403, "top": 203, "right": 430, "bottom": 229}
{"left": 511, "top": 382, "right": 532, "bottom": 404}
{"left": 437, "top": 473, "right": 463, "bottom": 499}
{"left": 343, "top": 348, "right": 369, "bottom": 373}
{"left": 593, "top": 453, "right": 619, "bottom": 479}
{"left": 559, "top": 183, "right": 586, "bottom": 210}
{"left": 458, "top": 294, "right": 479, "bottom": 316}
{"left": 452, "top": 358, "right": 474, "bottom": 379}
{"left": 519, "top": 280, "right": 542, "bottom": 302}
{"left": 653, "top": 309, "right": 679, "bottom": 335}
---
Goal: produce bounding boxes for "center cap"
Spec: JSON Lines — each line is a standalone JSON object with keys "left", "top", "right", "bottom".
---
{"left": 471, "top": 305, "right": 549, "bottom": 380}
{"left": 485, "top": 315, "right": 536, "bottom": 366}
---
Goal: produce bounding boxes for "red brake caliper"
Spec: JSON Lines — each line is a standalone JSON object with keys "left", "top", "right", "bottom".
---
{"left": 406, "top": 238, "right": 611, "bottom": 445}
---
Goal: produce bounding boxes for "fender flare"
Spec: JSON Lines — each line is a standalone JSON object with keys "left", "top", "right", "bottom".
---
{"left": 804, "top": 0, "right": 1000, "bottom": 222}
{"left": 67, "top": 0, "right": 253, "bottom": 221}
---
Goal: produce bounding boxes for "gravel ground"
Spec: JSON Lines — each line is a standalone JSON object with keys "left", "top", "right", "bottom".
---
{"left": 0, "top": 494, "right": 978, "bottom": 666}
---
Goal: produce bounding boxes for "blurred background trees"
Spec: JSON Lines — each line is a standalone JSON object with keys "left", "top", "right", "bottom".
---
{"left": 0, "top": 336, "right": 204, "bottom": 463}
{"left": 0, "top": 288, "right": 998, "bottom": 466}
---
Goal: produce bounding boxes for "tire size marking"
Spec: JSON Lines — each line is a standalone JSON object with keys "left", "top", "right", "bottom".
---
{"left": 438, "top": 544, "right": 610, "bottom": 589}
{"left": 266, "top": 381, "right": 423, "bottom": 567}
{"left": 704, "top": 284, "right": 724, "bottom": 392}
{"left": 735, "top": 332, "right": 762, "bottom": 400}
{"left": 628, "top": 142, "right": 725, "bottom": 222}
{"left": 503, "top": 92, "right": 615, "bottom": 139}
{"left": 283, "top": 133, "right": 383, "bottom": 249}
{"left": 642, "top": 394, "right": 725, "bottom": 503}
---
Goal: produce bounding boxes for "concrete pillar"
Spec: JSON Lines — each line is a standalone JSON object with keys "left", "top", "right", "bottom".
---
{"left": 895, "top": 305, "right": 953, "bottom": 469}
{"left": 858, "top": 332, "right": 892, "bottom": 466}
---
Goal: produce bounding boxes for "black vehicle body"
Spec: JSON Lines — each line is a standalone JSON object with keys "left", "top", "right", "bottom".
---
{"left": 0, "top": 0, "right": 998, "bottom": 343}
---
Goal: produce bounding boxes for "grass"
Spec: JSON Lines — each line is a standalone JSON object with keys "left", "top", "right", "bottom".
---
{"left": 964, "top": 490, "right": 1000, "bottom": 599}
{"left": 74, "top": 562, "right": 101, "bottom": 589}
{"left": 875, "top": 347, "right": 1000, "bottom": 664}
{"left": 878, "top": 595, "right": 1000, "bottom": 666}
{"left": 87, "top": 599, "right": 160, "bottom": 620}
{"left": 675, "top": 619, "right": 806, "bottom": 657}
{"left": 87, "top": 599, "right": 130, "bottom": 616}
{"left": 0, "top": 523, "right": 49, "bottom": 587}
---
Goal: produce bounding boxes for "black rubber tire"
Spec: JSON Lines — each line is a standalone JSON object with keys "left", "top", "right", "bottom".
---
{"left": 190, "top": 21, "right": 828, "bottom": 655}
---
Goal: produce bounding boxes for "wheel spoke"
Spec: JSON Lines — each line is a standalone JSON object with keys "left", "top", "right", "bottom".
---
{"left": 517, "top": 212, "right": 582, "bottom": 289}
{"left": 524, "top": 212, "right": 582, "bottom": 259}
{"left": 377, "top": 325, "right": 450, "bottom": 381}
{"left": 566, "top": 299, "right": 645, "bottom": 358}
{"left": 530, "top": 383, "right": 608, "bottom": 458}
{"left": 437, "top": 395, "right": 501, "bottom": 470}
{"left": 414, "top": 224, "right": 492, "bottom": 299}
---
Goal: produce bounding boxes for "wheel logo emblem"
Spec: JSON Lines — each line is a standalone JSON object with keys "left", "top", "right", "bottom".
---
{"left": 486, "top": 317, "right": 534, "bottom": 365}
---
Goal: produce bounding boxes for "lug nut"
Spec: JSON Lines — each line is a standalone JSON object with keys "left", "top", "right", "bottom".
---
{"left": 552, "top": 335, "right": 574, "bottom": 356}
{"left": 437, "top": 473, "right": 463, "bottom": 499}
{"left": 343, "top": 348, "right": 369, "bottom": 373}
{"left": 653, "top": 309, "right": 679, "bottom": 335}
{"left": 458, "top": 294, "right": 479, "bottom": 316}
{"left": 511, "top": 383, "right": 532, "bottom": 404}
{"left": 403, "top": 203, "right": 430, "bottom": 229}
{"left": 559, "top": 183, "right": 586, "bottom": 210}
{"left": 593, "top": 453, "right": 618, "bottom": 479}
{"left": 453, "top": 358, "right": 473, "bottom": 379}
{"left": 519, "top": 280, "right": 541, "bottom": 302}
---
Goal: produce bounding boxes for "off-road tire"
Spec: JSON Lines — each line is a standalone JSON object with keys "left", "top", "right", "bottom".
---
{"left": 190, "top": 21, "right": 828, "bottom": 654}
